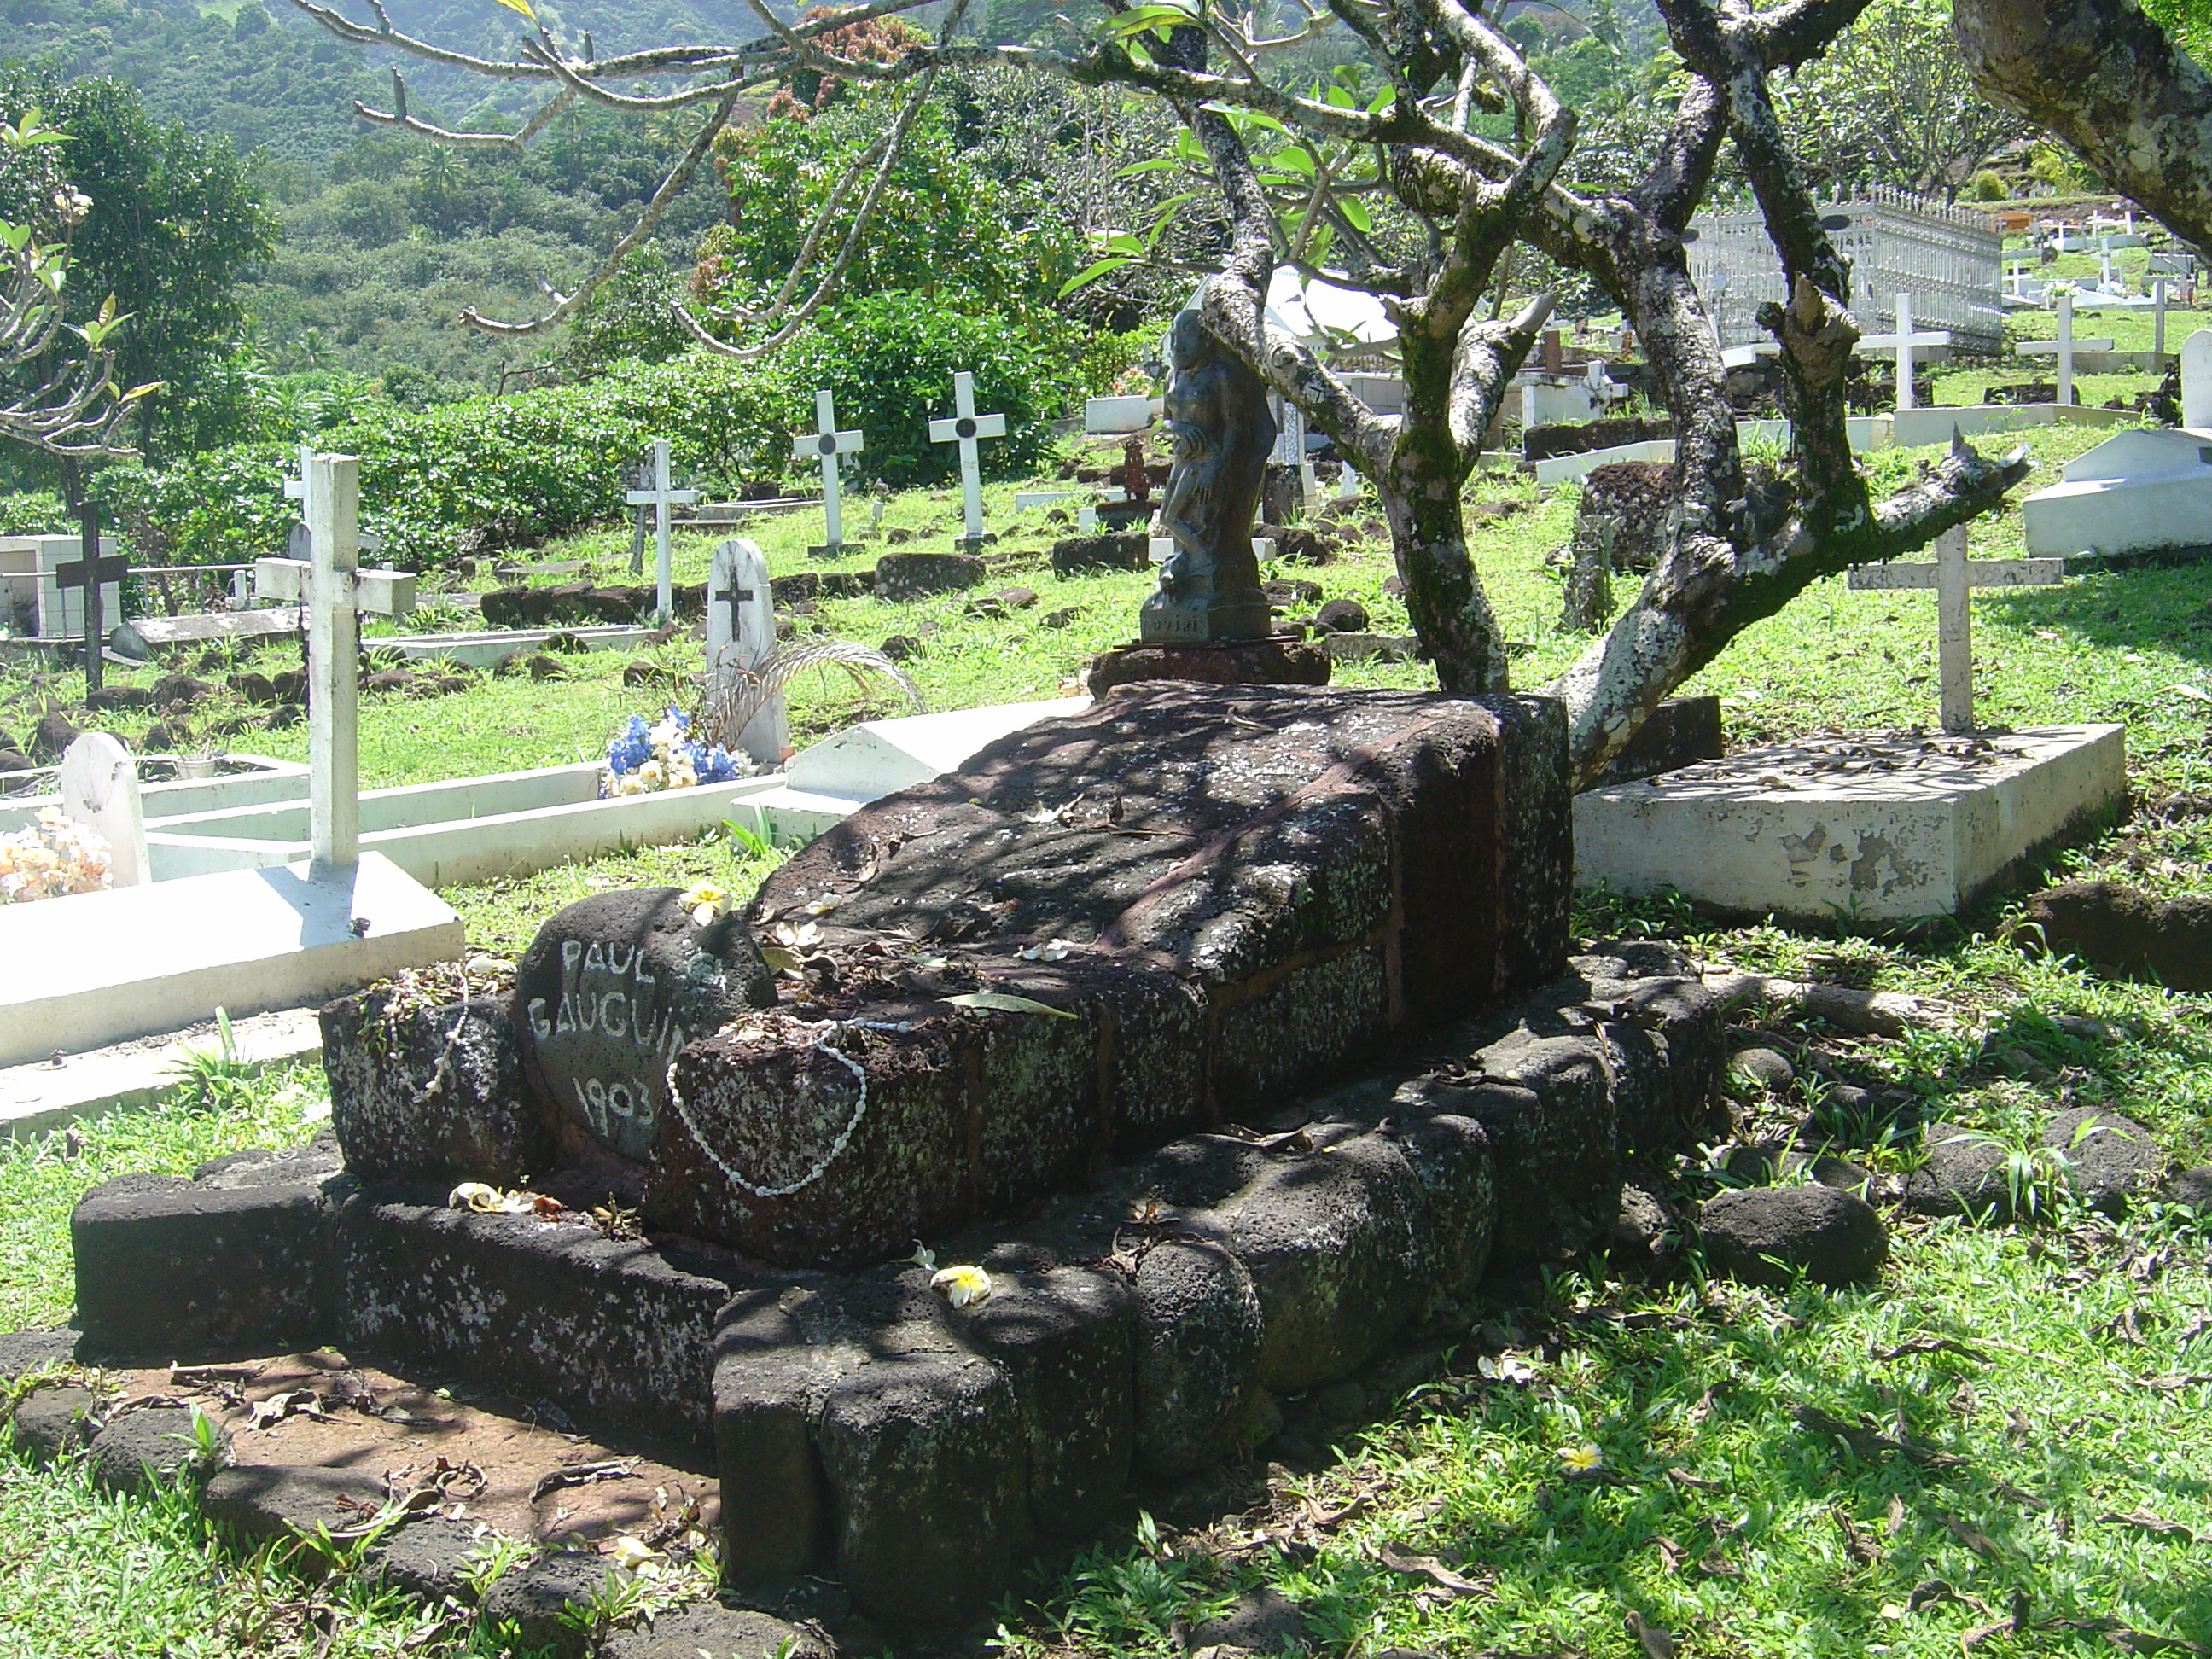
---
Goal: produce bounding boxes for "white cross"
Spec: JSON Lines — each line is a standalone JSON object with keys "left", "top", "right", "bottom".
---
{"left": 928, "top": 372, "right": 1006, "bottom": 545}
{"left": 254, "top": 457, "right": 416, "bottom": 873}
{"left": 2058, "top": 291, "right": 2076, "bottom": 408}
{"left": 1855, "top": 293, "right": 1950, "bottom": 413}
{"left": 792, "top": 389, "right": 864, "bottom": 552}
{"left": 626, "top": 439, "right": 697, "bottom": 621}
{"left": 1848, "top": 524, "right": 2066, "bottom": 733}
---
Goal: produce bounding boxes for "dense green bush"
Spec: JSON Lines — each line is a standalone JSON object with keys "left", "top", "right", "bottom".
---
{"left": 782, "top": 294, "right": 1082, "bottom": 488}
{"left": 100, "top": 352, "right": 805, "bottom": 570}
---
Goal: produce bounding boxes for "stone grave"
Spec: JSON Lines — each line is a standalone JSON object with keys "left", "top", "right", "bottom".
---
{"left": 0, "top": 455, "right": 461, "bottom": 1065}
{"left": 1576, "top": 523, "right": 2125, "bottom": 922}
{"left": 54, "top": 677, "right": 1738, "bottom": 1628}
{"left": 705, "top": 537, "right": 786, "bottom": 766}
{"left": 2023, "top": 428, "right": 2212, "bottom": 557}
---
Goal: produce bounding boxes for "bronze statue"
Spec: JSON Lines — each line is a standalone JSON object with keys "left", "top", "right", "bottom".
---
{"left": 1140, "top": 307, "right": 1274, "bottom": 644}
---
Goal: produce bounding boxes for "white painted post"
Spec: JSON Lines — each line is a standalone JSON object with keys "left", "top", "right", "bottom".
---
{"left": 792, "top": 390, "right": 865, "bottom": 555}
{"left": 58, "top": 732, "right": 147, "bottom": 888}
{"left": 1895, "top": 292, "right": 1916, "bottom": 412}
{"left": 707, "top": 538, "right": 786, "bottom": 766}
{"left": 927, "top": 372, "right": 1006, "bottom": 546}
{"left": 625, "top": 439, "right": 698, "bottom": 622}
{"left": 1933, "top": 526, "right": 1973, "bottom": 735}
{"left": 2184, "top": 329, "right": 2212, "bottom": 428}
{"left": 2057, "top": 291, "right": 2075, "bottom": 407}
{"left": 308, "top": 453, "right": 360, "bottom": 874}
{"left": 2155, "top": 280, "right": 2168, "bottom": 358}
{"left": 2099, "top": 247, "right": 2113, "bottom": 291}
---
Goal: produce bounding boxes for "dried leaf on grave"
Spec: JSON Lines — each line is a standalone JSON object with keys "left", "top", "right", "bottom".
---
{"left": 1886, "top": 1493, "right": 1907, "bottom": 1535}
{"left": 251, "top": 1389, "right": 330, "bottom": 1429}
{"left": 2134, "top": 1372, "right": 2212, "bottom": 1392}
{"left": 803, "top": 894, "right": 842, "bottom": 916}
{"left": 1623, "top": 1609, "right": 1674, "bottom": 1658}
{"left": 760, "top": 946, "right": 806, "bottom": 976}
{"left": 1871, "top": 1336, "right": 1985, "bottom": 1363}
{"left": 2168, "top": 684, "right": 2212, "bottom": 704}
{"left": 1832, "top": 1505, "right": 1881, "bottom": 1563}
{"left": 2102, "top": 1304, "right": 2148, "bottom": 1346}
{"left": 1476, "top": 1353, "right": 1537, "bottom": 1384}
{"left": 1662, "top": 1465, "right": 1720, "bottom": 1489}
{"left": 528, "top": 1458, "right": 640, "bottom": 1503}
{"left": 2005, "top": 1407, "right": 2033, "bottom": 1447}
{"left": 1933, "top": 1511, "right": 2000, "bottom": 1558}
{"left": 1652, "top": 1535, "right": 1687, "bottom": 1574}
{"left": 1018, "top": 939, "right": 1073, "bottom": 962}
{"left": 2100, "top": 1506, "right": 2199, "bottom": 1540}
{"left": 1991, "top": 1480, "right": 2050, "bottom": 1511}
{"left": 1376, "top": 1543, "right": 1492, "bottom": 1597}
{"left": 1298, "top": 1493, "right": 1364, "bottom": 1528}
{"left": 1792, "top": 1404, "right": 1968, "bottom": 1468}
{"left": 942, "top": 992, "right": 1077, "bottom": 1018}
{"left": 1950, "top": 1378, "right": 1979, "bottom": 1417}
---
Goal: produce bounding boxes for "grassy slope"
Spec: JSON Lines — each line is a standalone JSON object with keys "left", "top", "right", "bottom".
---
{"left": 3, "top": 402, "right": 2212, "bottom": 1657}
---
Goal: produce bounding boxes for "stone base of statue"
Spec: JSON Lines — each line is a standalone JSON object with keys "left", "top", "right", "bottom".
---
{"left": 1086, "top": 633, "right": 1330, "bottom": 696}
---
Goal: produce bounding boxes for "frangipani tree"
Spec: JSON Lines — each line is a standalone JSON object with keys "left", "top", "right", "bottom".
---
{"left": 289, "top": 0, "right": 2029, "bottom": 785}
{"left": 0, "top": 108, "right": 145, "bottom": 458}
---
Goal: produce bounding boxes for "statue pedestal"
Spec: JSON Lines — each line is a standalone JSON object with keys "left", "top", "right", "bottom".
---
{"left": 1086, "top": 634, "right": 1330, "bottom": 696}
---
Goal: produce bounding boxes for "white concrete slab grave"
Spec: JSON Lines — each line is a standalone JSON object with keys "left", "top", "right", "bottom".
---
{"left": 1084, "top": 395, "right": 1156, "bottom": 434}
{"left": 626, "top": 439, "right": 699, "bottom": 621}
{"left": 707, "top": 538, "right": 787, "bottom": 766}
{"left": 2023, "top": 427, "right": 2212, "bottom": 557}
{"left": 0, "top": 851, "right": 462, "bottom": 1066}
{"left": 0, "top": 754, "right": 307, "bottom": 837}
{"left": 793, "top": 390, "right": 865, "bottom": 556}
{"left": 928, "top": 372, "right": 1006, "bottom": 548}
{"left": 1522, "top": 379, "right": 1599, "bottom": 428}
{"left": 58, "top": 733, "right": 148, "bottom": 888}
{"left": 1574, "top": 725, "right": 2127, "bottom": 923}
{"left": 1534, "top": 439, "right": 1676, "bottom": 486}
{"left": 371, "top": 623, "right": 655, "bottom": 670}
{"left": 1848, "top": 527, "right": 2066, "bottom": 731}
{"left": 0, "top": 1005, "right": 324, "bottom": 1138}
{"left": 2185, "top": 329, "right": 2212, "bottom": 429}
{"left": 109, "top": 607, "right": 306, "bottom": 661}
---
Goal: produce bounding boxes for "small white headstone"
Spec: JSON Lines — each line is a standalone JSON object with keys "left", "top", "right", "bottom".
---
{"left": 2182, "top": 329, "right": 2212, "bottom": 429}
{"left": 707, "top": 538, "right": 786, "bottom": 766}
{"left": 58, "top": 732, "right": 147, "bottom": 888}
{"left": 2023, "top": 426, "right": 2212, "bottom": 556}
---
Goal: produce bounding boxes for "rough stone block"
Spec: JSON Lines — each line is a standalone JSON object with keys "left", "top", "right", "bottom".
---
{"left": 1085, "top": 638, "right": 1331, "bottom": 696}
{"left": 362, "top": 1515, "right": 496, "bottom": 1604}
{"left": 201, "top": 1464, "right": 389, "bottom": 1543}
{"left": 2045, "top": 1107, "right": 2167, "bottom": 1213}
{"left": 88, "top": 1404, "right": 221, "bottom": 1495}
{"left": 1131, "top": 1238, "right": 1264, "bottom": 1477}
{"left": 481, "top": 1549, "right": 615, "bottom": 1659}
{"left": 601, "top": 1604, "right": 832, "bottom": 1659}
{"left": 655, "top": 687, "right": 1569, "bottom": 1266}
{"left": 1586, "top": 695, "right": 1725, "bottom": 788}
{"left": 713, "top": 1290, "right": 835, "bottom": 1585}
{"left": 9, "top": 1382, "right": 96, "bottom": 1464}
{"left": 0, "top": 1328, "right": 78, "bottom": 1383}
{"left": 323, "top": 990, "right": 542, "bottom": 1186}
{"left": 73, "top": 1168, "right": 337, "bottom": 1359}
{"left": 335, "top": 1191, "right": 732, "bottom": 1457}
{"left": 875, "top": 551, "right": 987, "bottom": 600}
{"left": 1466, "top": 1032, "right": 1618, "bottom": 1262}
{"left": 1050, "top": 533, "right": 1150, "bottom": 573}
{"left": 1700, "top": 1185, "right": 1888, "bottom": 1288}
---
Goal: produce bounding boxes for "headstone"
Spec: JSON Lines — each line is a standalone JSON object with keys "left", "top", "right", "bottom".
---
{"left": 1848, "top": 526, "right": 2065, "bottom": 731}
{"left": 707, "top": 538, "right": 785, "bottom": 766}
{"left": 2023, "top": 426, "right": 2212, "bottom": 558}
{"left": 2183, "top": 329, "right": 2212, "bottom": 429}
{"left": 1138, "top": 307, "right": 1273, "bottom": 644}
{"left": 2155, "top": 279, "right": 2168, "bottom": 358}
{"left": 57, "top": 732, "right": 148, "bottom": 888}
{"left": 928, "top": 372, "right": 1006, "bottom": 550}
{"left": 792, "top": 391, "right": 864, "bottom": 557}
{"left": 626, "top": 439, "right": 698, "bottom": 622}
{"left": 1085, "top": 395, "right": 1154, "bottom": 434}
{"left": 2058, "top": 292, "right": 2076, "bottom": 406}
{"left": 512, "top": 888, "right": 775, "bottom": 1164}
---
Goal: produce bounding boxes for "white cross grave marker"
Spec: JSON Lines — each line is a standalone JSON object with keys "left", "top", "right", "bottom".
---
{"left": 255, "top": 454, "right": 416, "bottom": 873}
{"left": 2058, "top": 292, "right": 2076, "bottom": 407}
{"left": 58, "top": 731, "right": 147, "bottom": 888}
{"left": 2183, "top": 329, "right": 2212, "bottom": 429}
{"left": 707, "top": 537, "right": 786, "bottom": 766}
{"left": 1848, "top": 524, "right": 2066, "bottom": 734}
{"left": 792, "top": 390, "right": 864, "bottom": 556}
{"left": 625, "top": 439, "right": 697, "bottom": 622}
{"left": 1855, "top": 293, "right": 1949, "bottom": 413}
{"left": 2155, "top": 279, "right": 2168, "bottom": 358}
{"left": 928, "top": 372, "right": 1007, "bottom": 548}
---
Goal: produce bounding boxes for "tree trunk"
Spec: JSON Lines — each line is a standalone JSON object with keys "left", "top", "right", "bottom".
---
{"left": 1954, "top": 0, "right": 2212, "bottom": 258}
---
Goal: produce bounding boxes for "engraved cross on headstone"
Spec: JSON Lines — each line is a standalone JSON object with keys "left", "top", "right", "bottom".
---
{"left": 792, "top": 389, "right": 864, "bottom": 556}
{"left": 625, "top": 438, "right": 697, "bottom": 622}
{"left": 707, "top": 537, "right": 785, "bottom": 765}
{"left": 928, "top": 371, "right": 1006, "bottom": 549}
{"left": 1848, "top": 524, "right": 2066, "bottom": 733}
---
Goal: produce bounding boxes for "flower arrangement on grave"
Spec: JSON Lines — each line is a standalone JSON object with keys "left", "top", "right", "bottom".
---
{"left": 600, "top": 706, "right": 750, "bottom": 797}
{"left": 0, "top": 806, "right": 111, "bottom": 903}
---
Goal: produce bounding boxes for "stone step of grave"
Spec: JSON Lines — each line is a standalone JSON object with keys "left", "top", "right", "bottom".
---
{"left": 2024, "top": 426, "right": 2212, "bottom": 556}
{"left": 689, "top": 497, "right": 823, "bottom": 517}
{"left": 649, "top": 685, "right": 1571, "bottom": 1266}
{"left": 0, "top": 852, "right": 462, "bottom": 1068}
{"left": 1573, "top": 725, "right": 2127, "bottom": 923}
{"left": 0, "top": 751, "right": 307, "bottom": 836}
{"left": 63, "top": 940, "right": 1722, "bottom": 1632}
{"left": 481, "top": 581, "right": 706, "bottom": 629}
{"left": 0, "top": 1004, "right": 323, "bottom": 1138}
{"left": 370, "top": 623, "right": 656, "bottom": 671}
{"left": 109, "top": 607, "right": 305, "bottom": 661}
